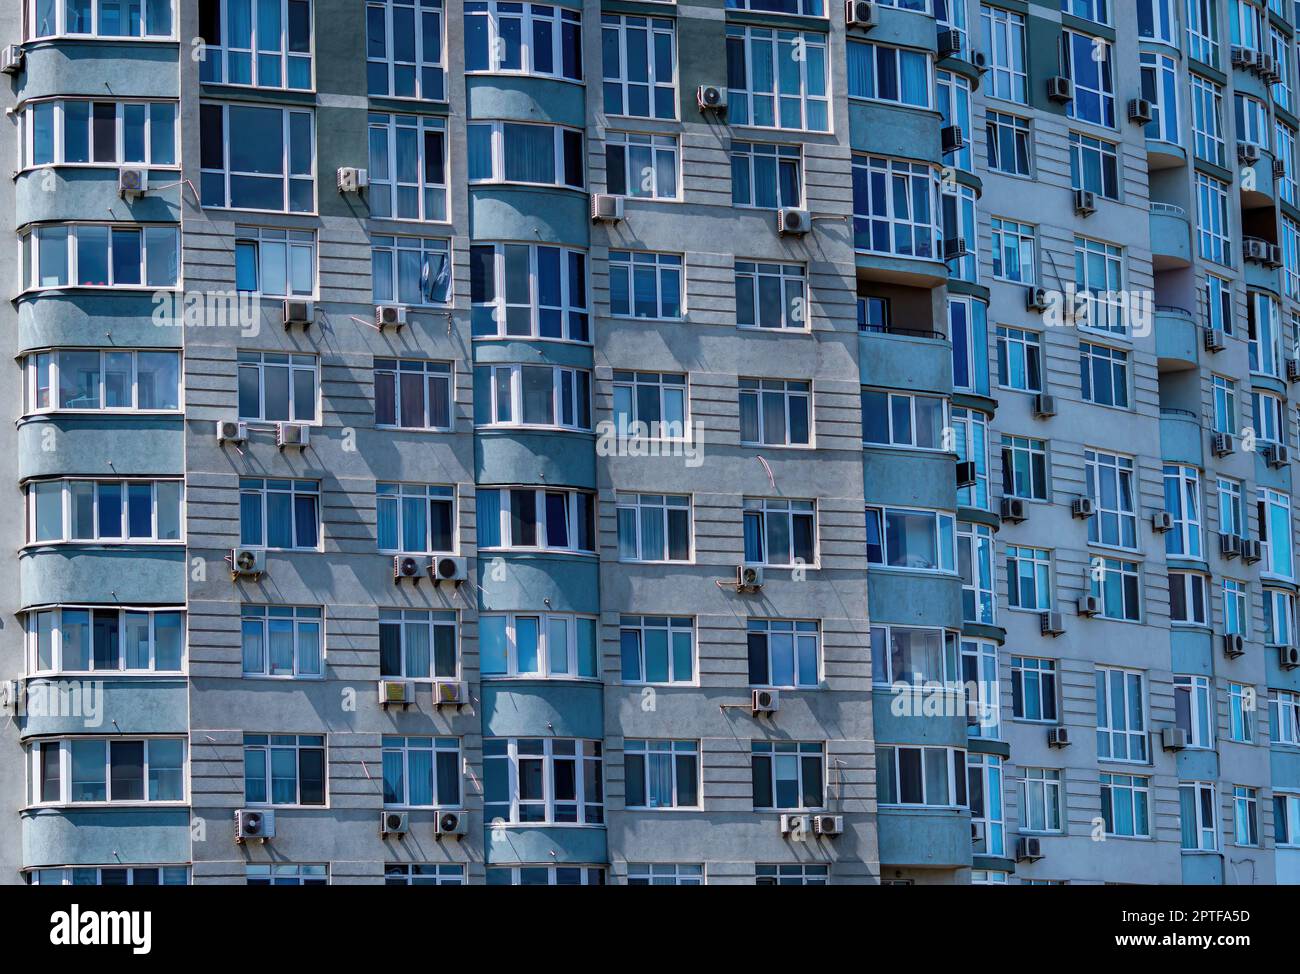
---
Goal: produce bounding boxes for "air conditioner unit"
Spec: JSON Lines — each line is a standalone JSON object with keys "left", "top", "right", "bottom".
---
{"left": 0, "top": 45, "right": 25, "bottom": 75}
{"left": 778, "top": 207, "right": 812, "bottom": 236}
{"left": 375, "top": 304, "right": 408, "bottom": 330}
{"left": 1077, "top": 595, "right": 1101, "bottom": 617}
{"left": 118, "top": 167, "right": 148, "bottom": 200}
{"left": 1047, "top": 726, "right": 1071, "bottom": 748}
{"left": 1269, "top": 248, "right": 1284, "bottom": 270}
{"left": 955, "top": 460, "right": 977, "bottom": 488}
{"left": 1268, "top": 443, "right": 1291, "bottom": 468}
{"left": 1000, "top": 497, "right": 1027, "bottom": 523}
{"left": 394, "top": 555, "right": 424, "bottom": 582}
{"left": 813, "top": 814, "right": 844, "bottom": 836}
{"left": 431, "top": 555, "right": 468, "bottom": 583}
{"left": 1239, "top": 142, "right": 1262, "bottom": 164}
{"left": 970, "top": 51, "right": 988, "bottom": 72}
{"left": 0, "top": 680, "right": 22, "bottom": 712}
{"left": 229, "top": 547, "right": 266, "bottom": 579}
{"left": 1151, "top": 512, "right": 1174, "bottom": 533}
{"left": 1282, "top": 644, "right": 1300, "bottom": 669}
{"left": 1231, "top": 46, "right": 1252, "bottom": 68}
{"left": 1026, "top": 286, "right": 1051, "bottom": 312}
{"left": 1276, "top": 157, "right": 1289, "bottom": 180}
{"left": 1220, "top": 533, "right": 1242, "bottom": 558}
{"left": 379, "top": 679, "right": 411, "bottom": 708}
{"left": 943, "top": 237, "right": 970, "bottom": 262}
{"left": 217, "top": 419, "right": 248, "bottom": 445}
{"left": 780, "top": 813, "right": 812, "bottom": 837}
{"left": 276, "top": 422, "right": 309, "bottom": 450}
{"left": 936, "top": 29, "right": 962, "bottom": 60}
{"left": 235, "top": 808, "right": 275, "bottom": 843}
{"left": 1073, "top": 189, "right": 1097, "bottom": 216}
{"left": 434, "top": 680, "right": 467, "bottom": 707}
{"left": 1287, "top": 357, "right": 1300, "bottom": 382}
{"left": 1241, "top": 539, "right": 1263, "bottom": 563}
{"left": 845, "top": 0, "right": 879, "bottom": 29}
{"left": 736, "top": 564, "right": 764, "bottom": 591}
{"left": 1015, "top": 837, "right": 1044, "bottom": 862}
{"left": 337, "top": 167, "right": 368, "bottom": 193}
{"left": 1203, "top": 328, "right": 1226, "bottom": 353}
{"left": 282, "top": 299, "right": 313, "bottom": 329}
{"left": 696, "top": 84, "right": 727, "bottom": 112}
{"left": 1223, "top": 633, "right": 1245, "bottom": 658}
{"left": 1046, "top": 76, "right": 1074, "bottom": 103}
{"left": 1127, "top": 98, "right": 1154, "bottom": 125}
{"left": 1245, "top": 238, "right": 1270, "bottom": 262}
{"left": 752, "top": 688, "right": 781, "bottom": 715}
{"left": 1260, "top": 53, "right": 1278, "bottom": 79}
{"left": 1040, "top": 612, "right": 1065, "bottom": 637}
{"left": 435, "top": 810, "right": 469, "bottom": 839}
{"left": 941, "top": 125, "right": 966, "bottom": 155}
{"left": 1071, "top": 497, "right": 1096, "bottom": 519}
{"left": 380, "top": 810, "right": 409, "bottom": 836}
{"left": 1033, "top": 393, "right": 1057, "bottom": 418}
{"left": 1161, "top": 726, "right": 1189, "bottom": 751}
{"left": 1211, "top": 432, "right": 1233, "bottom": 457}
{"left": 591, "top": 193, "right": 624, "bottom": 223}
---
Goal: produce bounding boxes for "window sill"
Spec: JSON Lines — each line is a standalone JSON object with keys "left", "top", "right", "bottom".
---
{"left": 28, "top": 671, "right": 187, "bottom": 679}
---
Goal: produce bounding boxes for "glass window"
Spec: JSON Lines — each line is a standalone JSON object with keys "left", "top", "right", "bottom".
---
{"left": 602, "top": 15, "right": 676, "bottom": 119}
{"left": 198, "top": 0, "right": 313, "bottom": 90}
{"left": 480, "top": 612, "right": 597, "bottom": 679}
{"left": 365, "top": 0, "right": 445, "bottom": 100}
{"left": 374, "top": 358, "right": 453, "bottom": 430}
{"left": 725, "top": 26, "right": 829, "bottom": 131}
{"left": 243, "top": 733, "right": 326, "bottom": 805}
{"left": 367, "top": 113, "right": 447, "bottom": 222}
{"left": 241, "top": 605, "right": 322, "bottom": 678}
{"left": 379, "top": 609, "right": 457, "bottom": 680}
{"left": 620, "top": 615, "right": 694, "bottom": 685}
{"left": 200, "top": 103, "right": 314, "bottom": 212}
{"left": 747, "top": 619, "right": 819, "bottom": 688}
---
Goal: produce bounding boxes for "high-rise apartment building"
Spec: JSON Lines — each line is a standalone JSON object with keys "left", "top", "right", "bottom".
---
{"left": 2, "top": 0, "right": 1299, "bottom": 886}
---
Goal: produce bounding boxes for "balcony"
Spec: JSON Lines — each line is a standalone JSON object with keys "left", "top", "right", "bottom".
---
{"left": 1159, "top": 408, "right": 1204, "bottom": 466}
{"left": 1153, "top": 305, "right": 1199, "bottom": 371}
{"left": 1149, "top": 203, "right": 1192, "bottom": 270}
{"left": 858, "top": 327, "right": 952, "bottom": 393}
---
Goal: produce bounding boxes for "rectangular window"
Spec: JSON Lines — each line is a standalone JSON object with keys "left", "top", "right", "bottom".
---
{"left": 483, "top": 738, "right": 604, "bottom": 825}
{"left": 1250, "top": 290, "right": 1283, "bottom": 376}
{"left": 1228, "top": 681, "right": 1254, "bottom": 742}
{"left": 612, "top": 371, "right": 687, "bottom": 438}
{"left": 1195, "top": 173, "right": 1231, "bottom": 265}
{"left": 29, "top": 866, "right": 190, "bottom": 886}
{"left": 367, "top": 113, "right": 447, "bottom": 222}
{"left": 878, "top": 744, "right": 967, "bottom": 807}
{"left": 1062, "top": 29, "right": 1115, "bottom": 126}
{"left": 1101, "top": 774, "right": 1150, "bottom": 838}
{"left": 1140, "top": 51, "right": 1180, "bottom": 143}
{"left": 480, "top": 612, "right": 598, "bottom": 680}
{"left": 198, "top": 0, "right": 313, "bottom": 90}
{"left": 620, "top": 616, "right": 694, "bottom": 685}
{"left": 609, "top": 252, "right": 682, "bottom": 320}
{"left": 1276, "top": 794, "right": 1300, "bottom": 845}
{"left": 1090, "top": 557, "right": 1142, "bottom": 621}
{"left": 739, "top": 378, "right": 811, "bottom": 446}
{"left": 995, "top": 326, "right": 1042, "bottom": 392}
{"left": 30, "top": 0, "right": 175, "bottom": 38}
{"left": 29, "top": 606, "right": 184, "bottom": 674}
{"left": 486, "top": 866, "right": 605, "bottom": 886}
{"left": 1163, "top": 464, "right": 1203, "bottom": 559}
{"left": 627, "top": 864, "right": 704, "bottom": 886}
{"left": 1096, "top": 667, "right": 1148, "bottom": 762}
{"left": 243, "top": 734, "right": 325, "bottom": 806}
{"left": 474, "top": 364, "right": 592, "bottom": 430}
{"left": 872, "top": 625, "right": 957, "bottom": 686}
{"left": 241, "top": 605, "right": 322, "bottom": 678}
{"left": 200, "top": 103, "right": 314, "bottom": 212}
{"left": 1006, "top": 546, "right": 1052, "bottom": 611}
{"left": 735, "top": 261, "right": 806, "bottom": 330}
{"left": 23, "top": 99, "right": 178, "bottom": 168}
{"left": 852, "top": 155, "right": 941, "bottom": 260}
{"left": 365, "top": 0, "right": 445, "bottom": 101}
{"left": 1223, "top": 578, "right": 1248, "bottom": 637}
{"left": 601, "top": 15, "right": 676, "bottom": 119}
{"left": 467, "top": 121, "right": 583, "bottom": 189}
{"left": 606, "top": 131, "right": 679, "bottom": 199}
{"left": 985, "top": 110, "right": 1031, "bottom": 176}
{"left": 245, "top": 864, "right": 328, "bottom": 885}
{"left": 470, "top": 242, "right": 589, "bottom": 342}
{"left": 1001, "top": 435, "right": 1048, "bottom": 501}
{"left": 239, "top": 478, "right": 320, "bottom": 549}
{"left": 990, "top": 218, "right": 1035, "bottom": 283}
{"left": 1274, "top": 691, "right": 1300, "bottom": 745}
{"left": 476, "top": 487, "right": 595, "bottom": 552}
{"left": 1075, "top": 236, "right": 1125, "bottom": 334}
{"left": 1233, "top": 786, "right": 1259, "bottom": 846}
{"left": 1190, "top": 74, "right": 1225, "bottom": 166}
{"left": 846, "top": 41, "right": 932, "bottom": 108}
{"left": 234, "top": 226, "right": 315, "bottom": 297}
{"left": 959, "top": 526, "right": 996, "bottom": 626}
{"left": 384, "top": 864, "right": 465, "bottom": 885}
{"left": 1186, "top": 0, "right": 1219, "bottom": 65}
{"left": 1179, "top": 781, "right": 1218, "bottom": 851}
{"left": 25, "top": 349, "right": 180, "bottom": 413}
{"left": 1251, "top": 391, "right": 1284, "bottom": 444}
{"left": 1069, "top": 131, "right": 1120, "bottom": 199}
{"left": 1019, "top": 768, "right": 1062, "bottom": 832}
{"left": 1265, "top": 589, "right": 1297, "bottom": 647}
{"left": 381, "top": 736, "right": 461, "bottom": 808}
{"left": 616, "top": 493, "right": 691, "bottom": 562}
{"left": 743, "top": 498, "right": 815, "bottom": 567}
{"left": 1259, "top": 487, "right": 1294, "bottom": 579}
{"left": 1206, "top": 275, "right": 1233, "bottom": 334}
{"left": 861, "top": 389, "right": 947, "bottom": 449}
{"left": 949, "top": 409, "right": 988, "bottom": 510}
{"left": 979, "top": 5, "right": 1027, "bottom": 103}
{"left": 751, "top": 741, "right": 824, "bottom": 810}
{"left": 32, "top": 738, "right": 185, "bottom": 804}
{"left": 28, "top": 479, "right": 183, "bottom": 544}
{"left": 725, "top": 26, "right": 828, "bottom": 131}
{"left": 464, "top": 1, "right": 582, "bottom": 81}
{"left": 374, "top": 359, "right": 453, "bottom": 431}
{"left": 1080, "top": 342, "right": 1129, "bottom": 408}
{"left": 1011, "top": 656, "right": 1057, "bottom": 722}
{"left": 936, "top": 70, "right": 973, "bottom": 171}
{"left": 21, "top": 224, "right": 180, "bottom": 290}
{"left": 237, "top": 352, "right": 317, "bottom": 424}
{"left": 731, "top": 142, "right": 802, "bottom": 209}
{"left": 371, "top": 236, "right": 451, "bottom": 306}
{"left": 865, "top": 507, "right": 957, "bottom": 573}
{"left": 624, "top": 740, "right": 700, "bottom": 809}
{"left": 1212, "top": 376, "right": 1237, "bottom": 435}
{"left": 1175, "top": 674, "right": 1215, "bottom": 747}
{"left": 379, "top": 609, "right": 458, "bottom": 680}
{"left": 1277, "top": 123, "right": 1298, "bottom": 205}
{"left": 748, "top": 619, "right": 820, "bottom": 689}
{"left": 376, "top": 483, "right": 455, "bottom": 554}
{"left": 755, "top": 864, "right": 829, "bottom": 885}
